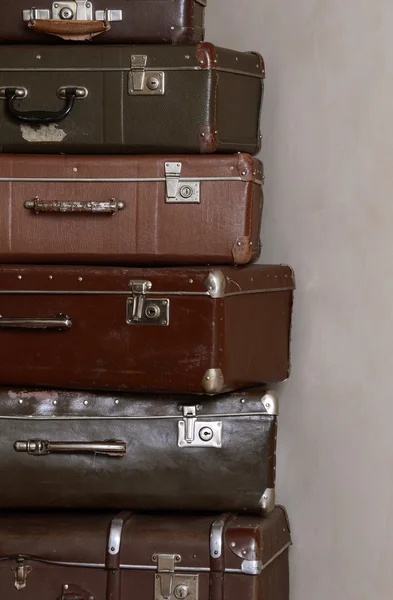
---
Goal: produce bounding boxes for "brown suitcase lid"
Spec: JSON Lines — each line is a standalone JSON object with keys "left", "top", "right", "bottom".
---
{"left": 0, "top": 388, "right": 279, "bottom": 418}
{"left": 0, "top": 509, "right": 290, "bottom": 574}
{"left": 0, "top": 153, "right": 263, "bottom": 183}
{"left": 0, "top": 43, "right": 264, "bottom": 79}
{"left": 0, "top": 265, "right": 295, "bottom": 296}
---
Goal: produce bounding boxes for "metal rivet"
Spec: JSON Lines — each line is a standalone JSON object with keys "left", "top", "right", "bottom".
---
{"left": 263, "top": 495, "right": 267, "bottom": 500}
{"left": 193, "top": 554, "right": 197, "bottom": 558}
{"left": 73, "top": 167, "right": 78, "bottom": 172}
{"left": 162, "top": 320, "right": 167, "bottom": 325}
{"left": 199, "top": 60, "right": 204, "bottom": 65}
{"left": 53, "top": 400, "right": 58, "bottom": 405}
{"left": 206, "top": 376, "right": 210, "bottom": 381}
{"left": 114, "top": 399, "right": 120, "bottom": 405}
{"left": 237, "top": 241, "right": 242, "bottom": 247}
{"left": 241, "top": 171, "right": 247, "bottom": 176}
{"left": 185, "top": 55, "right": 190, "bottom": 60}
{"left": 242, "top": 550, "right": 247, "bottom": 556}
{"left": 84, "top": 400, "right": 89, "bottom": 406}
{"left": 265, "top": 402, "right": 270, "bottom": 408}
{"left": 231, "top": 542, "right": 236, "bottom": 547}
{"left": 200, "top": 132, "right": 205, "bottom": 137}
{"left": 17, "top": 275, "right": 22, "bottom": 280}
{"left": 240, "top": 399, "right": 246, "bottom": 404}
{"left": 189, "top": 279, "right": 194, "bottom": 284}
{"left": 111, "top": 546, "right": 115, "bottom": 552}
{"left": 64, "top": 585, "right": 69, "bottom": 591}
{"left": 36, "top": 54, "right": 41, "bottom": 60}
{"left": 214, "top": 550, "right": 218, "bottom": 555}
{"left": 78, "top": 277, "right": 83, "bottom": 282}
{"left": 170, "top": 26, "right": 175, "bottom": 30}
{"left": 48, "top": 275, "right": 53, "bottom": 280}
{"left": 229, "top": 166, "right": 234, "bottom": 171}
{"left": 18, "top": 399, "right": 23, "bottom": 405}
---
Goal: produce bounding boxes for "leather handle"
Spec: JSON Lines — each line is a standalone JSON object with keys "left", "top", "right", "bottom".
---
{"left": 24, "top": 198, "right": 126, "bottom": 215}
{"left": 29, "top": 18, "right": 110, "bottom": 38}
{"left": 0, "top": 314, "right": 72, "bottom": 330}
{"left": 14, "top": 440, "right": 126, "bottom": 457}
{"left": 4, "top": 87, "right": 79, "bottom": 124}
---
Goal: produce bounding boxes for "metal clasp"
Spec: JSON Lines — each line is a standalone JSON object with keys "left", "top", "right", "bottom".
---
{"left": 23, "top": 2, "right": 123, "bottom": 22}
{"left": 152, "top": 554, "right": 199, "bottom": 600}
{"left": 128, "top": 55, "right": 165, "bottom": 96}
{"left": 178, "top": 406, "right": 222, "bottom": 448}
{"left": 165, "top": 162, "right": 200, "bottom": 204}
{"left": 126, "top": 281, "right": 170, "bottom": 327}
{"left": 12, "top": 564, "right": 32, "bottom": 591}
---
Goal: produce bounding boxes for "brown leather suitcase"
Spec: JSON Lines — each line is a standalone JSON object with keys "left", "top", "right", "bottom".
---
{"left": 0, "top": 43, "right": 264, "bottom": 155}
{"left": 0, "top": 388, "right": 278, "bottom": 512}
{"left": 0, "top": 154, "right": 263, "bottom": 266}
{"left": 0, "top": 1, "right": 206, "bottom": 44}
{"left": 0, "top": 508, "right": 291, "bottom": 600}
{"left": 0, "top": 264, "right": 294, "bottom": 393}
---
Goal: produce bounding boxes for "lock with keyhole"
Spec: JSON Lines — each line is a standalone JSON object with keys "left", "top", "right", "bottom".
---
{"left": 174, "top": 584, "right": 189, "bottom": 599}
{"left": 145, "top": 304, "right": 161, "bottom": 320}
{"left": 199, "top": 427, "right": 214, "bottom": 442}
{"left": 59, "top": 6, "right": 74, "bottom": 18}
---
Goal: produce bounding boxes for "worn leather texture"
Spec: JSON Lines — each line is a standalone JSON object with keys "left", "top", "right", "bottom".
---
{"left": 0, "top": 0, "right": 206, "bottom": 44}
{"left": 0, "top": 154, "right": 263, "bottom": 266}
{"left": 0, "top": 43, "right": 264, "bottom": 155}
{"left": 0, "top": 264, "right": 295, "bottom": 393}
{"left": 0, "top": 509, "right": 290, "bottom": 600}
{"left": 0, "top": 388, "right": 277, "bottom": 511}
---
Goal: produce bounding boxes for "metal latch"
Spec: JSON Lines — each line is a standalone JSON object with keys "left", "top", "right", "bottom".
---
{"left": 178, "top": 406, "right": 222, "bottom": 448}
{"left": 12, "top": 564, "right": 32, "bottom": 591}
{"left": 23, "top": 2, "right": 122, "bottom": 22}
{"left": 126, "top": 280, "right": 170, "bottom": 327}
{"left": 152, "top": 554, "right": 199, "bottom": 600}
{"left": 128, "top": 55, "right": 165, "bottom": 96}
{"left": 165, "top": 162, "right": 200, "bottom": 204}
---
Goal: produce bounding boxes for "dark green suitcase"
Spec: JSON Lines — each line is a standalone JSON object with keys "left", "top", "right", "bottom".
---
{"left": 0, "top": 43, "right": 264, "bottom": 155}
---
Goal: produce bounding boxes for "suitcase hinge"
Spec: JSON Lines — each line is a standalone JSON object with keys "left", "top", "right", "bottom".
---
{"left": 129, "top": 55, "right": 165, "bottom": 96}
{"left": 12, "top": 563, "right": 32, "bottom": 591}
{"left": 23, "top": 2, "right": 123, "bottom": 22}
{"left": 127, "top": 281, "right": 170, "bottom": 327}
{"left": 178, "top": 405, "right": 222, "bottom": 448}
{"left": 152, "top": 554, "right": 199, "bottom": 600}
{"left": 165, "top": 162, "right": 200, "bottom": 204}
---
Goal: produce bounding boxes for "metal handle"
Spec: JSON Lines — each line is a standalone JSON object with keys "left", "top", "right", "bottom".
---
{"left": 14, "top": 440, "right": 126, "bottom": 457}
{"left": 0, "top": 314, "right": 71, "bottom": 330}
{"left": 24, "top": 198, "right": 126, "bottom": 215}
{"left": 4, "top": 87, "right": 82, "bottom": 124}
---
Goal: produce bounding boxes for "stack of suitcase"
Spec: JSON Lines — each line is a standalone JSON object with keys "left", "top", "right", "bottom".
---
{"left": 0, "top": 2, "right": 295, "bottom": 599}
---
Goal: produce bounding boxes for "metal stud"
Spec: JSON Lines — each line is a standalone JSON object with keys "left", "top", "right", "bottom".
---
{"left": 84, "top": 400, "right": 89, "bottom": 406}
{"left": 17, "top": 275, "right": 22, "bottom": 280}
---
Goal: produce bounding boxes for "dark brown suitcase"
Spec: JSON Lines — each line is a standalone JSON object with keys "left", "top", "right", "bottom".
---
{"left": 0, "top": 508, "right": 291, "bottom": 600}
{"left": 0, "top": 153, "right": 263, "bottom": 266}
{"left": 0, "top": 388, "right": 278, "bottom": 512}
{"left": 0, "top": 43, "right": 264, "bottom": 155}
{"left": 0, "top": 265, "right": 295, "bottom": 393}
{"left": 1, "top": 0, "right": 206, "bottom": 44}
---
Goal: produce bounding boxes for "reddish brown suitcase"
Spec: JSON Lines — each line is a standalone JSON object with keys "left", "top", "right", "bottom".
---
{"left": 0, "top": 1, "right": 206, "bottom": 44}
{"left": 0, "top": 154, "right": 263, "bottom": 266}
{"left": 0, "top": 265, "right": 295, "bottom": 394}
{"left": 0, "top": 508, "right": 291, "bottom": 600}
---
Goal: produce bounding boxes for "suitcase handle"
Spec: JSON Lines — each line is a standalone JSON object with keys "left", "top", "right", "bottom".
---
{"left": 24, "top": 198, "right": 126, "bottom": 215}
{"left": 4, "top": 87, "right": 82, "bottom": 124}
{"left": 14, "top": 440, "right": 127, "bottom": 457}
{"left": 28, "top": 18, "right": 111, "bottom": 42}
{"left": 0, "top": 314, "right": 72, "bottom": 330}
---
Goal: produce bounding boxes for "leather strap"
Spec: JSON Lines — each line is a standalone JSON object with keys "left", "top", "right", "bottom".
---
{"left": 209, "top": 513, "right": 236, "bottom": 600}
{"left": 106, "top": 512, "right": 133, "bottom": 600}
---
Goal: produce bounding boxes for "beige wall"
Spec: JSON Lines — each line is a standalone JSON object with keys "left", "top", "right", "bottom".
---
{"left": 207, "top": 2, "right": 393, "bottom": 599}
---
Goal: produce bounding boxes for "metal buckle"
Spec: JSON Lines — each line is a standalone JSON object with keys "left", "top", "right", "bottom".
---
{"left": 126, "top": 281, "right": 169, "bottom": 327}
{"left": 178, "top": 406, "right": 222, "bottom": 448}
{"left": 128, "top": 55, "right": 165, "bottom": 96}
{"left": 22, "top": 2, "right": 123, "bottom": 22}
{"left": 165, "top": 162, "right": 200, "bottom": 204}
{"left": 12, "top": 564, "right": 32, "bottom": 591}
{"left": 152, "top": 554, "right": 199, "bottom": 600}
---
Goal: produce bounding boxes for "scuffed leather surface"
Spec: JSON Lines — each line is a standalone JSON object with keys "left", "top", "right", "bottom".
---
{"left": 0, "top": 0, "right": 205, "bottom": 44}
{"left": 0, "top": 44, "right": 263, "bottom": 155}
{"left": 0, "top": 154, "right": 263, "bottom": 266}
{"left": 0, "top": 388, "right": 277, "bottom": 511}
